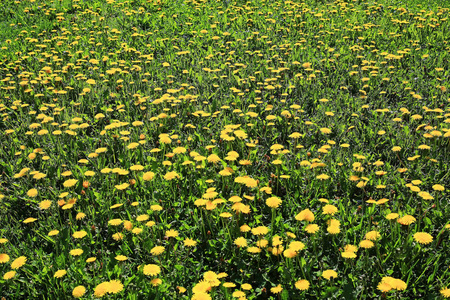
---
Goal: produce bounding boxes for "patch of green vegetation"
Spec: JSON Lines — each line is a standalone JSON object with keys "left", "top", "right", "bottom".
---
{"left": 0, "top": 0, "right": 449, "bottom": 299}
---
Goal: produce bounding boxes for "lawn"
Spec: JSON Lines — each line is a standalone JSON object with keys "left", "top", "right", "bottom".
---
{"left": 0, "top": 0, "right": 450, "bottom": 299}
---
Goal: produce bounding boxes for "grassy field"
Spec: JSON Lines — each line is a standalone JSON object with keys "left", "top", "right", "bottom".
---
{"left": 0, "top": 0, "right": 450, "bottom": 299}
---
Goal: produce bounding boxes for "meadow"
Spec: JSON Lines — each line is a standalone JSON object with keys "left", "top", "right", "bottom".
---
{"left": 0, "top": 0, "right": 450, "bottom": 298}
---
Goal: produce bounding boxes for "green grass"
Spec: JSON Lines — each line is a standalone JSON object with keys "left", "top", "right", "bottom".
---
{"left": 0, "top": 0, "right": 450, "bottom": 299}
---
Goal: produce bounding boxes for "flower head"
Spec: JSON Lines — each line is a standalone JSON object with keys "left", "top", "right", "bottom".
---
{"left": 143, "top": 264, "right": 161, "bottom": 276}
{"left": 322, "top": 269, "right": 338, "bottom": 280}
{"left": 11, "top": 256, "right": 27, "bottom": 269}
{"left": 3, "top": 270, "right": 16, "bottom": 280}
{"left": 322, "top": 204, "right": 338, "bottom": 215}
{"left": 270, "top": 284, "right": 283, "bottom": 294}
{"left": 0, "top": 253, "right": 10, "bottom": 263}
{"left": 295, "top": 209, "right": 315, "bottom": 222}
{"left": 413, "top": 232, "right": 433, "bottom": 245}
{"left": 266, "top": 197, "right": 282, "bottom": 208}
{"left": 54, "top": 270, "right": 67, "bottom": 278}
{"left": 108, "top": 280, "right": 124, "bottom": 294}
{"left": 150, "top": 246, "right": 165, "bottom": 255}
{"left": 440, "top": 288, "right": 450, "bottom": 298}
{"left": 295, "top": 279, "right": 310, "bottom": 291}
{"left": 72, "top": 286, "right": 86, "bottom": 298}
{"left": 234, "top": 237, "right": 248, "bottom": 248}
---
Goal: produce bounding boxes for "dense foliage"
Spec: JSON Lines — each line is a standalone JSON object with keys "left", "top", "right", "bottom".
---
{"left": 0, "top": 0, "right": 450, "bottom": 299}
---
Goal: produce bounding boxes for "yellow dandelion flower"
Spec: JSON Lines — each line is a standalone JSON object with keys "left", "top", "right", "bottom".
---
{"left": 165, "top": 229, "right": 179, "bottom": 238}
{"left": 27, "top": 188, "right": 38, "bottom": 197}
{"left": 365, "top": 231, "right": 381, "bottom": 241}
{"left": 54, "top": 270, "right": 67, "bottom": 278}
{"left": 70, "top": 249, "right": 83, "bottom": 256}
{"left": 63, "top": 179, "right": 78, "bottom": 188}
{"left": 0, "top": 253, "right": 10, "bottom": 263}
{"left": 413, "top": 232, "right": 433, "bottom": 245}
{"left": 295, "top": 209, "right": 315, "bottom": 222}
{"left": 112, "top": 233, "right": 124, "bottom": 241}
{"left": 271, "top": 284, "right": 283, "bottom": 294}
{"left": 72, "top": 230, "right": 87, "bottom": 239}
{"left": 397, "top": 215, "right": 416, "bottom": 225}
{"left": 322, "top": 204, "right": 338, "bottom": 215}
{"left": 184, "top": 238, "right": 197, "bottom": 247}
{"left": 234, "top": 237, "right": 248, "bottom": 248}
{"left": 327, "top": 226, "right": 340, "bottom": 234}
{"left": 150, "top": 246, "right": 165, "bottom": 255}
{"left": 322, "top": 269, "right": 338, "bottom": 280}
{"left": 48, "top": 230, "right": 59, "bottom": 236}
{"left": 108, "top": 280, "right": 124, "bottom": 294}
{"left": 386, "top": 213, "right": 399, "bottom": 220}
{"left": 341, "top": 251, "right": 357, "bottom": 259}
{"left": 266, "top": 197, "right": 282, "bottom": 208}
{"left": 440, "top": 288, "right": 450, "bottom": 298}
{"left": 359, "top": 240, "right": 374, "bottom": 249}
{"left": 108, "top": 219, "right": 123, "bottom": 226}
{"left": 3, "top": 270, "right": 16, "bottom": 280}
{"left": 316, "top": 174, "right": 330, "bottom": 180}
{"left": 232, "top": 290, "right": 246, "bottom": 298}
{"left": 251, "top": 226, "right": 269, "bottom": 236}
{"left": 94, "top": 281, "right": 110, "bottom": 298}
{"left": 305, "top": 224, "right": 320, "bottom": 234}
{"left": 72, "top": 286, "right": 86, "bottom": 298}
{"left": 39, "top": 200, "right": 52, "bottom": 210}
{"left": 164, "top": 171, "right": 180, "bottom": 180}
{"left": 433, "top": 184, "right": 445, "bottom": 191}
{"left": 11, "top": 256, "right": 27, "bottom": 269}
{"left": 295, "top": 279, "right": 310, "bottom": 291}
{"left": 142, "top": 171, "right": 155, "bottom": 181}
{"left": 23, "top": 217, "right": 37, "bottom": 224}
{"left": 76, "top": 212, "right": 86, "bottom": 220}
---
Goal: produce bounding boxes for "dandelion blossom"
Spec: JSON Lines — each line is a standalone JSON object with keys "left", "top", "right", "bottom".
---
{"left": 365, "top": 231, "right": 381, "bottom": 241}
{"left": 413, "top": 232, "right": 433, "bottom": 245}
{"left": 69, "top": 249, "right": 83, "bottom": 257}
{"left": 184, "top": 238, "right": 197, "bottom": 247}
{"left": 0, "top": 253, "right": 10, "bottom": 263}
{"left": 341, "top": 252, "right": 357, "bottom": 259}
{"left": 234, "top": 237, "right": 248, "bottom": 248}
{"left": 397, "top": 215, "right": 416, "bottom": 225}
{"left": 143, "top": 172, "right": 155, "bottom": 181}
{"left": 143, "top": 264, "right": 161, "bottom": 276}
{"left": 39, "top": 200, "right": 52, "bottom": 210}
{"left": 305, "top": 224, "right": 320, "bottom": 234}
{"left": 3, "top": 271, "right": 16, "bottom": 280}
{"left": 271, "top": 284, "right": 283, "bottom": 294}
{"left": 11, "top": 256, "right": 27, "bottom": 269}
{"left": 27, "top": 188, "right": 38, "bottom": 197}
{"left": 322, "top": 270, "right": 338, "bottom": 280}
{"left": 266, "top": 197, "right": 282, "bottom": 208}
{"left": 322, "top": 205, "right": 338, "bottom": 215}
{"left": 440, "top": 288, "right": 450, "bottom": 298}
{"left": 295, "top": 209, "right": 315, "bottom": 222}
{"left": 94, "top": 282, "right": 110, "bottom": 298}
{"left": 150, "top": 246, "right": 165, "bottom": 255}
{"left": 108, "top": 280, "right": 124, "bottom": 294}
{"left": 54, "top": 270, "right": 67, "bottom": 278}
{"left": 72, "top": 230, "right": 87, "bottom": 239}
{"left": 63, "top": 179, "right": 78, "bottom": 188}
{"left": 295, "top": 279, "right": 310, "bottom": 291}
{"left": 72, "top": 286, "right": 86, "bottom": 298}
{"left": 115, "top": 255, "right": 127, "bottom": 261}
{"left": 359, "top": 240, "right": 374, "bottom": 249}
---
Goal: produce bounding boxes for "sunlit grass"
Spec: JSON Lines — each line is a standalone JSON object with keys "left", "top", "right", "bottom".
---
{"left": 0, "top": 0, "right": 450, "bottom": 299}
